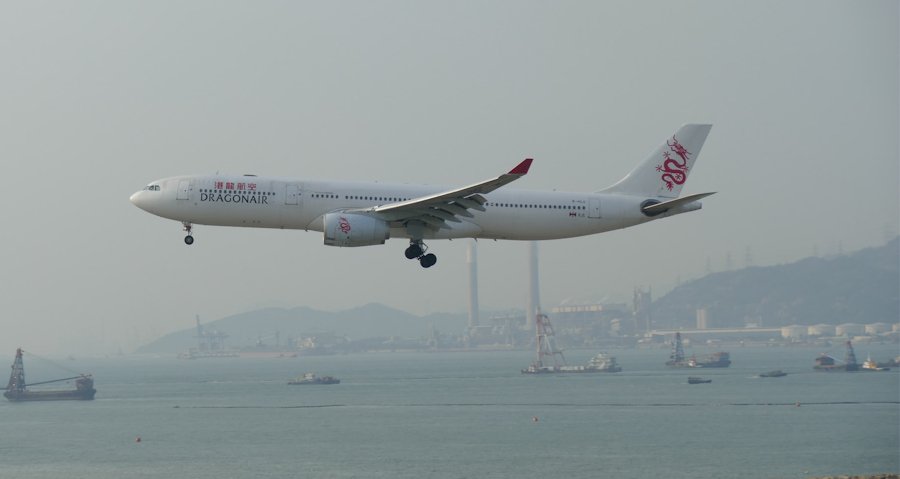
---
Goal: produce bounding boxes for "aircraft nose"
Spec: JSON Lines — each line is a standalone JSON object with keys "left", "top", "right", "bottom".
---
{"left": 130, "top": 191, "right": 144, "bottom": 209}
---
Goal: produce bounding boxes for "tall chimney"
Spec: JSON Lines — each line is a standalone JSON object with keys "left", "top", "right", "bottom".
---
{"left": 467, "top": 240, "right": 479, "bottom": 330}
{"left": 526, "top": 241, "right": 540, "bottom": 331}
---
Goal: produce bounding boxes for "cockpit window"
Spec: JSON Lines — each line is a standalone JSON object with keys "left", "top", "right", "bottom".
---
{"left": 144, "top": 185, "right": 161, "bottom": 191}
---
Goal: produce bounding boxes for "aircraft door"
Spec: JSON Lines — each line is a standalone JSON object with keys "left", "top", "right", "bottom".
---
{"left": 177, "top": 180, "right": 192, "bottom": 200}
{"left": 285, "top": 183, "right": 302, "bottom": 206}
{"left": 588, "top": 198, "right": 601, "bottom": 218}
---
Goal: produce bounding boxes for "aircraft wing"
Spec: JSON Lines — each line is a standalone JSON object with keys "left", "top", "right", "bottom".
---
{"left": 350, "top": 158, "right": 533, "bottom": 230}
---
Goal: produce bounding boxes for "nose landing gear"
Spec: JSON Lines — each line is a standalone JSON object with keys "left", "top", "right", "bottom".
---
{"left": 405, "top": 240, "right": 437, "bottom": 268}
{"left": 182, "top": 222, "right": 194, "bottom": 245}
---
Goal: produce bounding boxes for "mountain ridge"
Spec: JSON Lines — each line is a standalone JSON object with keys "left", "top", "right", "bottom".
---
{"left": 137, "top": 239, "right": 898, "bottom": 353}
{"left": 651, "top": 238, "right": 899, "bottom": 328}
{"left": 136, "top": 303, "right": 467, "bottom": 354}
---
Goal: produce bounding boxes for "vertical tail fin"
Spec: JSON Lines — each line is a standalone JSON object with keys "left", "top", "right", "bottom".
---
{"left": 600, "top": 124, "right": 712, "bottom": 198}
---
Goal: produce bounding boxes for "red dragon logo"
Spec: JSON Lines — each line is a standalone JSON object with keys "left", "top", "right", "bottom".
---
{"left": 338, "top": 216, "right": 351, "bottom": 234}
{"left": 656, "top": 136, "right": 691, "bottom": 191}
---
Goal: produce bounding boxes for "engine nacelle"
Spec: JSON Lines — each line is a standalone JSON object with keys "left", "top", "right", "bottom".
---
{"left": 323, "top": 212, "right": 390, "bottom": 247}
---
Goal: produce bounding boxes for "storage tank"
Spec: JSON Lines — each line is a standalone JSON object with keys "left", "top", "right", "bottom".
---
{"left": 865, "top": 323, "right": 891, "bottom": 334}
{"left": 835, "top": 323, "right": 865, "bottom": 337}
{"left": 781, "top": 325, "right": 807, "bottom": 339}
{"left": 807, "top": 324, "right": 836, "bottom": 337}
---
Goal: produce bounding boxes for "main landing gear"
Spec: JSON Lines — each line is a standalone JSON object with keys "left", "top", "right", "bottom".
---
{"left": 405, "top": 240, "right": 437, "bottom": 268}
{"left": 182, "top": 222, "right": 194, "bottom": 245}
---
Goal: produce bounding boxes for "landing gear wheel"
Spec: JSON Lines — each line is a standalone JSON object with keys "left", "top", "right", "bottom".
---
{"left": 405, "top": 244, "right": 423, "bottom": 259}
{"left": 419, "top": 253, "right": 437, "bottom": 268}
{"left": 184, "top": 235, "right": 194, "bottom": 245}
{"left": 405, "top": 239, "right": 434, "bottom": 267}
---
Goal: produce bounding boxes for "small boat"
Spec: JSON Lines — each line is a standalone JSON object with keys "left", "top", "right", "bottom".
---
{"left": 687, "top": 377, "right": 712, "bottom": 384}
{"left": 288, "top": 373, "right": 340, "bottom": 385}
{"left": 759, "top": 370, "right": 787, "bottom": 378}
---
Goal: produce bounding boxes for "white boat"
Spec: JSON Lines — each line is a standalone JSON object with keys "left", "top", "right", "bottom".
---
{"left": 861, "top": 355, "right": 890, "bottom": 372}
{"left": 584, "top": 353, "right": 622, "bottom": 373}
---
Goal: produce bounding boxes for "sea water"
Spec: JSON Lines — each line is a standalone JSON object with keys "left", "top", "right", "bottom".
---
{"left": 1, "top": 345, "right": 898, "bottom": 479}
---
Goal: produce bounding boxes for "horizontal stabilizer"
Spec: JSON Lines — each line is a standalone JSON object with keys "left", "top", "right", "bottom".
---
{"left": 642, "top": 192, "right": 716, "bottom": 215}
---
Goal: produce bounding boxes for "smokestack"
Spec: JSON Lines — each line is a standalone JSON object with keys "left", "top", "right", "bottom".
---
{"left": 467, "top": 240, "right": 479, "bottom": 329}
{"left": 526, "top": 241, "right": 540, "bottom": 331}
{"left": 696, "top": 308, "right": 708, "bottom": 329}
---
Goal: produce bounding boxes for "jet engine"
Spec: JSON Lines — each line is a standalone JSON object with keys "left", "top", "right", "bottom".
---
{"left": 323, "top": 212, "right": 390, "bottom": 247}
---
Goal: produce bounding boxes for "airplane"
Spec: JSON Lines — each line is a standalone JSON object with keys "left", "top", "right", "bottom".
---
{"left": 130, "top": 124, "right": 714, "bottom": 268}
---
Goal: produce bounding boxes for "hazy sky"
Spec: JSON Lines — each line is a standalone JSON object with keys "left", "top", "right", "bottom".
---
{"left": 1, "top": 1, "right": 896, "bottom": 355}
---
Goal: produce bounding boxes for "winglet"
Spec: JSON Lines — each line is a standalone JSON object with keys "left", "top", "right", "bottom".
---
{"left": 509, "top": 158, "right": 533, "bottom": 175}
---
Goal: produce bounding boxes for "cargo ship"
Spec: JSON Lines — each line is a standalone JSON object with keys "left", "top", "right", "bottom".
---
{"left": 4, "top": 348, "right": 96, "bottom": 402}
{"left": 666, "top": 332, "right": 731, "bottom": 368}
{"left": 687, "top": 352, "right": 731, "bottom": 368}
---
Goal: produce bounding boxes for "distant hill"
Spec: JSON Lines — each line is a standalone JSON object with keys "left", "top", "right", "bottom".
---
{"left": 139, "top": 240, "right": 898, "bottom": 353}
{"left": 652, "top": 238, "right": 899, "bottom": 328}
{"left": 137, "top": 303, "right": 467, "bottom": 354}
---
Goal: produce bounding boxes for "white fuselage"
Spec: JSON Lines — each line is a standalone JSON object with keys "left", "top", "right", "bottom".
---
{"left": 129, "top": 174, "right": 677, "bottom": 241}
{"left": 130, "top": 125, "right": 713, "bottom": 267}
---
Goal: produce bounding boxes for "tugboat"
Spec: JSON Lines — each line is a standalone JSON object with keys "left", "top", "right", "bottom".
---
{"left": 861, "top": 355, "right": 890, "bottom": 372}
{"left": 4, "top": 348, "right": 96, "bottom": 402}
{"left": 288, "top": 373, "right": 340, "bottom": 385}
